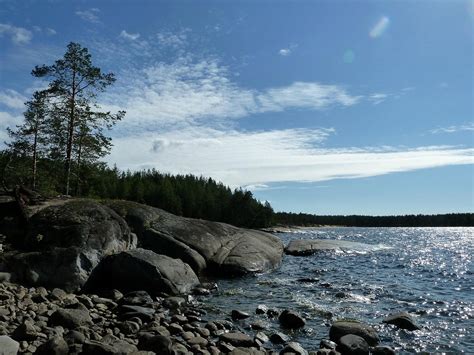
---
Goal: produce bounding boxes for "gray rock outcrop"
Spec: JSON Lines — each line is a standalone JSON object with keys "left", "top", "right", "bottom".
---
{"left": 7, "top": 200, "right": 136, "bottom": 291}
{"left": 104, "top": 200, "right": 284, "bottom": 275}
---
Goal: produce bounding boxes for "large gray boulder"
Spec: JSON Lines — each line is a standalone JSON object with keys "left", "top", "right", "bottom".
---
{"left": 382, "top": 312, "right": 421, "bottom": 331}
{"left": 7, "top": 200, "right": 136, "bottom": 291}
{"left": 104, "top": 200, "right": 284, "bottom": 275}
{"left": 84, "top": 248, "right": 200, "bottom": 296}
{"left": 329, "top": 320, "right": 379, "bottom": 346}
{"left": 338, "top": 334, "right": 369, "bottom": 355}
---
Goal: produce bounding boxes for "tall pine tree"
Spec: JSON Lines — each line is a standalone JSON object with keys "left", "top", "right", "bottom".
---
{"left": 31, "top": 42, "right": 124, "bottom": 194}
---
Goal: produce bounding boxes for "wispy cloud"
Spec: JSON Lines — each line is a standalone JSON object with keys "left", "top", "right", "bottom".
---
{"left": 102, "top": 57, "right": 361, "bottom": 130}
{"left": 369, "top": 16, "right": 390, "bottom": 38}
{"left": 278, "top": 44, "right": 297, "bottom": 57}
{"left": 156, "top": 30, "right": 189, "bottom": 49}
{"left": 46, "top": 28, "right": 57, "bottom": 35}
{"left": 0, "top": 23, "right": 32, "bottom": 45}
{"left": 368, "top": 93, "right": 388, "bottom": 105}
{"left": 0, "top": 89, "right": 26, "bottom": 109}
{"left": 32, "top": 26, "right": 56, "bottom": 36}
{"left": 107, "top": 126, "right": 474, "bottom": 187}
{"left": 119, "top": 30, "right": 140, "bottom": 41}
{"left": 75, "top": 8, "right": 100, "bottom": 23}
{"left": 430, "top": 123, "right": 474, "bottom": 134}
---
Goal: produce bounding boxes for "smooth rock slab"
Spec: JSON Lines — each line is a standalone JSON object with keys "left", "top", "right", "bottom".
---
{"left": 285, "top": 239, "right": 388, "bottom": 256}
{"left": 105, "top": 200, "right": 284, "bottom": 275}
{"left": 84, "top": 248, "right": 200, "bottom": 296}
{"left": 329, "top": 321, "right": 379, "bottom": 346}
{"left": 382, "top": 312, "right": 421, "bottom": 331}
{"left": 0, "top": 335, "right": 19, "bottom": 355}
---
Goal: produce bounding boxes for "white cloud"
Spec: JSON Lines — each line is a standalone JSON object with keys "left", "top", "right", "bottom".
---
{"left": 0, "top": 89, "right": 27, "bottom": 109}
{"left": 156, "top": 30, "right": 188, "bottom": 48}
{"left": 32, "top": 26, "right": 56, "bottom": 35}
{"left": 0, "top": 111, "right": 22, "bottom": 127}
{"left": 369, "top": 16, "right": 390, "bottom": 38}
{"left": 102, "top": 58, "right": 361, "bottom": 130}
{"left": 107, "top": 126, "right": 474, "bottom": 188}
{"left": 278, "top": 44, "right": 298, "bottom": 57}
{"left": 430, "top": 123, "right": 474, "bottom": 134}
{"left": 257, "top": 82, "right": 360, "bottom": 112}
{"left": 368, "top": 93, "right": 388, "bottom": 105}
{"left": 75, "top": 8, "right": 100, "bottom": 23}
{"left": 0, "top": 111, "right": 23, "bottom": 146}
{"left": 243, "top": 184, "right": 270, "bottom": 191}
{"left": 119, "top": 30, "right": 140, "bottom": 41}
{"left": 0, "top": 23, "right": 33, "bottom": 45}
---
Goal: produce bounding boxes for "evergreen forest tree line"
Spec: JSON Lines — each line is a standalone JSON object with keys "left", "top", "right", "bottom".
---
{"left": 1, "top": 42, "right": 472, "bottom": 228}
{"left": 275, "top": 211, "right": 474, "bottom": 227}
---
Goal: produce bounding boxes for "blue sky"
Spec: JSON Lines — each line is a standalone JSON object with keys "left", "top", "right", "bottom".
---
{"left": 0, "top": 0, "right": 473, "bottom": 215}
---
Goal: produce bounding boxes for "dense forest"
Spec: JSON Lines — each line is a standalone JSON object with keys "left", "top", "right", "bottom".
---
{"left": 275, "top": 212, "right": 474, "bottom": 227}
{"left": 0, "top": 151, "right": 274, "bottom": 228}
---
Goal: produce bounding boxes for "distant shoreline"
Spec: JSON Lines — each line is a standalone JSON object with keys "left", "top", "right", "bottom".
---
{"left": 261, "top": 222, "right": 474, "bottom": 233}
{"left": 273, "top": 212, "right": 474, "bottom": 228}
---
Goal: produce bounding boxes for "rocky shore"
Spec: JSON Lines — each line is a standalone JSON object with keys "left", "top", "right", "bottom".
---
{"left": 0, "top": 196, "right": 415, "bottom": 354}
{"left": 0, "top": 279, "right": 409, "bottom": 355}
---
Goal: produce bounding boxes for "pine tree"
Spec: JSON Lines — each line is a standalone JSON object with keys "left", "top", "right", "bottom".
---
{"left": 7, "top": 90, "right": 48, "bottom": 189}
{"left": 31, "top": 42, "right": 125, "bottom": 194}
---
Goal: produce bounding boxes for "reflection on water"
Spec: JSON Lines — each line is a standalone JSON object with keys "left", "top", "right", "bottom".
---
{"left": 200, "top": 227, "right": 474, "bottom": 353}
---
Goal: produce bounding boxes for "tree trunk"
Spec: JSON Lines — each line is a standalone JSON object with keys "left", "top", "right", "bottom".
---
{"left": 32, "top": 119, "right": 38, "bottom": 190}
{"left": 75, "top": 132, "right": 84, "bottom": 195}
{"left": 64, "top": 68, "right": 76, "bottom": 195}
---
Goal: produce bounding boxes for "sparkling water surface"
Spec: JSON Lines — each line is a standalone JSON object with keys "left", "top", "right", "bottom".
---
{"left": 200, "top": 227, "right": 474, "bottom": 353}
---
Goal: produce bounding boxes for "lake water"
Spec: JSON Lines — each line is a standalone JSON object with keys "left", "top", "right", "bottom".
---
{"left": 200, "top": 227, "right": 474, "bottom": 353}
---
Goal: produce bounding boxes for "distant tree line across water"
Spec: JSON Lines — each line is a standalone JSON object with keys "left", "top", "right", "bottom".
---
{"left": 275, "top": 212, "right": 474, "bottom": 227}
